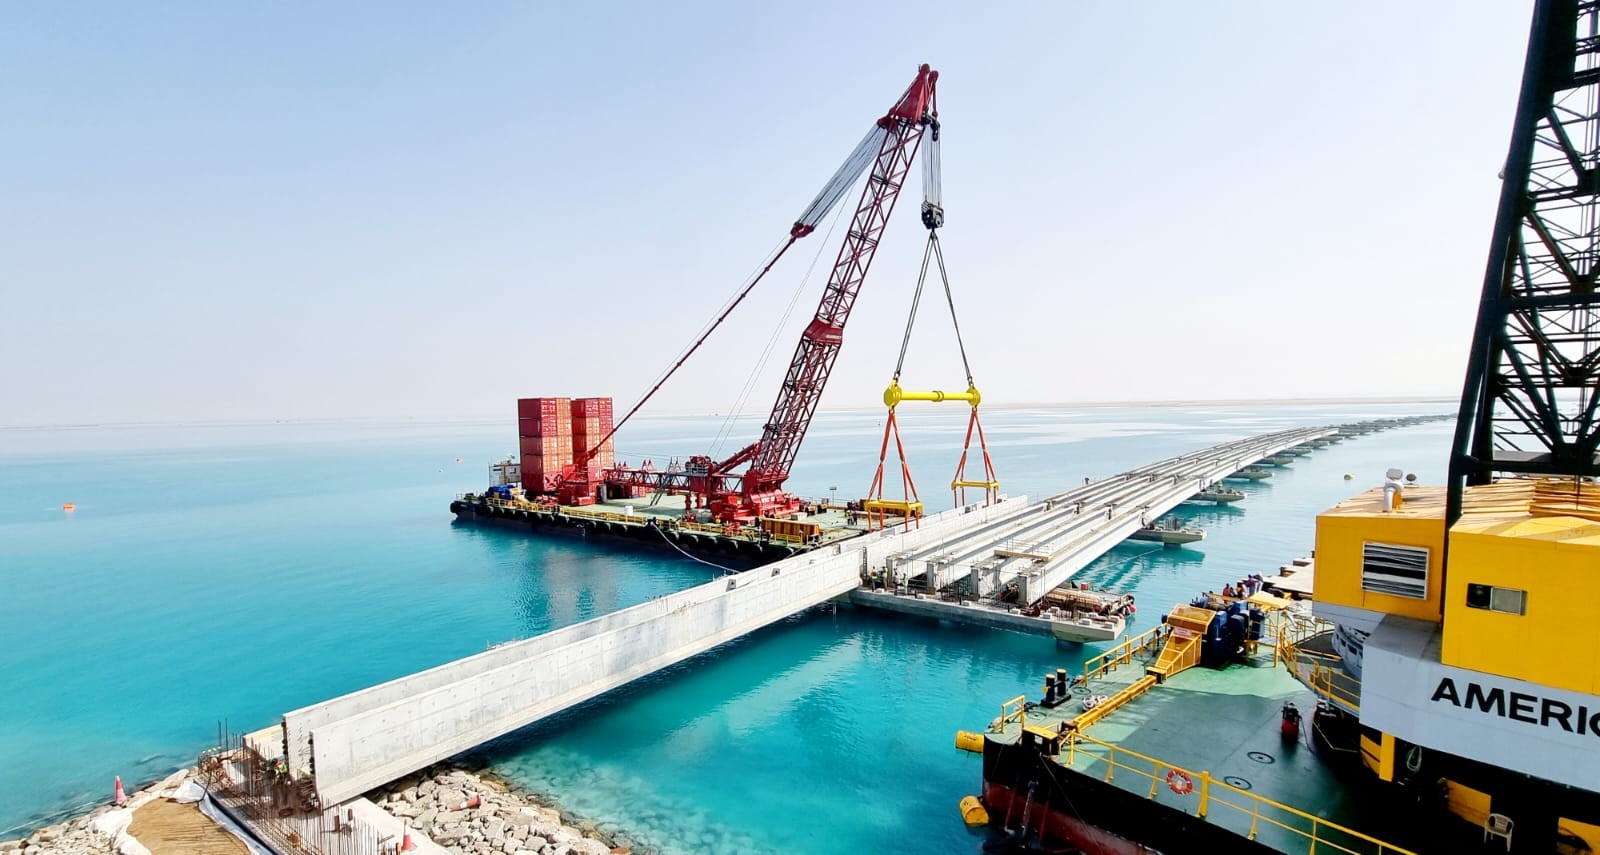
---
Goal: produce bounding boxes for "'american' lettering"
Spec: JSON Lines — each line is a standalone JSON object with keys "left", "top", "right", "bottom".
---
{"left": 1431, "top": 677, "right": 1599, "bottom": 735}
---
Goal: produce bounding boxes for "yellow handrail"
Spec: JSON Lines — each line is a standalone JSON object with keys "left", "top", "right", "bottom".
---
{"left": 995, "top": 695, "right": 1027, "bottom": 732}
{"left": 1273, "top": 618, "right": 1361, "bottom": 712}
{"left": 1065, "top": 731, "right": 1416, "bottom": 855}
{"left": 1083, "top": 624, "right": 1169, "bottom": 681}
{"left": 1308, "top": 664, "right": 1361, "bottom": 713}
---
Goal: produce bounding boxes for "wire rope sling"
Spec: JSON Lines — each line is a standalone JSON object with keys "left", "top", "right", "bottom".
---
{"left": 863, "top": 122, "right": 999, "bottom": 531}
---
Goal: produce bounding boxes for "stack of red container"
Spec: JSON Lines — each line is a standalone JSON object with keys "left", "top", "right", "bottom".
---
{"left": 571, "top": 397, "right": 615, "bottom": 477}
{"left": 518, "top": 398, "right": 572, "bottom": 493}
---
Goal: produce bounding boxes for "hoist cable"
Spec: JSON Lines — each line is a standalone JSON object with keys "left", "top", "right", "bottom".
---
{"left": 592, "top": 235, "right": 797, "bottom": 460}
{"left": 712, "top": 189, "right": 853, "bottom": 455}
{"left": 931, "top": 233, "right": 975, "bottom": 387}
{"left": 893, "top": 235, "right": 937, "bottom": 381}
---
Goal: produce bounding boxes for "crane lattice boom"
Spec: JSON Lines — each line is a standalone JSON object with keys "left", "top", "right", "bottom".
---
{"left": 730, "top": 65, "right": 939, "bottom": 518}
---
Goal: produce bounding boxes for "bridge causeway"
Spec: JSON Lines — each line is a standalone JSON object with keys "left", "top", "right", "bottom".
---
{"left": 269, "top": 422, "right": 1383, "bottom": 811}
{"left": 878, "top": 425, "right": 1339, "bottom": 604}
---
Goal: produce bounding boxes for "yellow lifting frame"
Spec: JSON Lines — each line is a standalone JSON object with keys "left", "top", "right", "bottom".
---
{"left": 864, "top": 227, "right": 997, "bottom": 528}
{"left": 865, "top": 381, "right": 1000, "bottom": 531}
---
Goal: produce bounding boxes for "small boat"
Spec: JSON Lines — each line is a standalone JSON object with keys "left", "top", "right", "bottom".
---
{"left": 1227, "top": 467, "right": 1272, "bottom": 480}
{"left": 1128, "top": 521, "right": 1206, "bottom": 545}
{"left": 1186, "top": 486, "right": 1245, "bottom": 504}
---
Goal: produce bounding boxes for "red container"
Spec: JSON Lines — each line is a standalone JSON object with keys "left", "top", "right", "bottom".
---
{"left": 518, "top": 398, "right": 569, "bottom": 419}
{"left": 519, "top": 398, "right": 572, "bottom": 436}
{"left": 572, "top": 397, "right": 613, "bottom": 418}
{"left": 521, "top": 440, "right": 573, "bottom": 468}
{"left": 520, "top": 416, "right": 572, "bottom": 437}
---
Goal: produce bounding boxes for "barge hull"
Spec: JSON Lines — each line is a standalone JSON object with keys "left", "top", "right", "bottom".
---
{"left": 981, "top": 737, "right": 1279, "bottom": 855}
{"left": 450, "top": 499, "right": 807, "bottom": 565}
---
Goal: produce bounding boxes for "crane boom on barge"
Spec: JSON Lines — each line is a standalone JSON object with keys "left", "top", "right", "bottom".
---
{"left": 588, "top": 64, "right": 942, "bottom": 523}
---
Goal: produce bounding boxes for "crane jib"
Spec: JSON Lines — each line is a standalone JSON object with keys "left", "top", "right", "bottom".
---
{"left": 746, "top": 65, "right": 939, "bottom": 499}
{"left": 589, "top": 64, "right": 940, "bottom": 523}
{"left": 803, "top": 318, "right": 844, "bottom": 346}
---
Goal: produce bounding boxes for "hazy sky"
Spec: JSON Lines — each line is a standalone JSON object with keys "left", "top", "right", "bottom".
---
{"left": 2, "top": 3, "right": 1532, "bottom": 426}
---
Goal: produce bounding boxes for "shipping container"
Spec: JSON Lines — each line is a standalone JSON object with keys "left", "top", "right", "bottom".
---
{"left": 518, "top": 397, "right": 571, "bottom": 419}
{"left": 519, "top": 454, "right": 572, "bottom": 475}
{"left": 520, "top": 436, "right": 574, "bottom": 456}
{"left": 520, "top": 415, "right": 572, "bottom": 437}
{"left": 571, "top": 397, "right": 613, "bottom": 418}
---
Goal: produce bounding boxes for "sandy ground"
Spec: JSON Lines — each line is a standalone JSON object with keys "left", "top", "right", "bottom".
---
{"left": 126, "top": 799, "right": 246, "bottom": 855}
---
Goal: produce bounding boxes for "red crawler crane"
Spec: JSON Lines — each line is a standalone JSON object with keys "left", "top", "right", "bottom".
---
{"left": 587, "top": 64, "right": 940, "bottom": 523}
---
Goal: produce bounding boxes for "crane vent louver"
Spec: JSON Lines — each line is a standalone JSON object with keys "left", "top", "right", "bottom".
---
{"left": 1361, "top": 542, "right": 1430, "bottom": 599}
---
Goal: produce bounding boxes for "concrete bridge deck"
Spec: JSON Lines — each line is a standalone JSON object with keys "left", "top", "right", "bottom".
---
{"left": 279, "top": 496, "right": 1029, "bottom": 807}
{"left": 880, "top": 426, "right": 1338, "bottom": 604}
{"left": 273, "top": 418, "right": 1426, "bottom": 811}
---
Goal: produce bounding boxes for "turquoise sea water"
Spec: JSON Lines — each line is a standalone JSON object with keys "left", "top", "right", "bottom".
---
{"left": 0, "top": 403, "right": 1454, "bottom": 850}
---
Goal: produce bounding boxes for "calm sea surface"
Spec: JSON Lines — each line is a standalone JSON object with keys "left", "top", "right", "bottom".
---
{"left": 0, "top": 403, "right": 1453, "bottom": 849}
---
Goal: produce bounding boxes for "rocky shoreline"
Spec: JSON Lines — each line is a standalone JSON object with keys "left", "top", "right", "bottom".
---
{"left": 368, "top": 765, "right": 648, "bottom": 855}
{"left": 0, "top": 769, "right": 193, "bottom": 855}
{"left": 3, "top": 763, "right": 645, "bottom": 855}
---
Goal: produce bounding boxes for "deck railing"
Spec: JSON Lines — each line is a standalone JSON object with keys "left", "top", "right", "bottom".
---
{"left": 1064, "top": 731, "right": 1417, "bottom": 855}
{"left": 1083, "top": 623, "right": 1169, "bottom": 681}
{"left": 997, "top": 695, "right": 1028, "bottom": 731}
{"left": 1273, "top": 617, "right": 1361, "bottom": 713}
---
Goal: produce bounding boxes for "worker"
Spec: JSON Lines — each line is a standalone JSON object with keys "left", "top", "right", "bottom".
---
{"left": 1222, "top": 583, "right": 1237, "bottom": 599}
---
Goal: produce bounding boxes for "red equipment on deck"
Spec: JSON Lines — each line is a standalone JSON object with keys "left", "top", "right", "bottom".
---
{"left": 540, "top": 65, "right": 941, "bottom": 523}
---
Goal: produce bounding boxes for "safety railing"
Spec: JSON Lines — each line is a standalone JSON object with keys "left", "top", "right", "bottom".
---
{"left": 1270, "top": 610, "right": 1329, "bottom": 655}
{"left": 1306, "top": 663, "right": 1361, "bottom": 713}
{"left": 1083, "top": 624, "right": 1170, "bottom": 681}
{"left": 995, "top": 695, "right": 1028, "bottom": 731}
{"left": 1063, "top": 732, "right": 1416, "bottom": 855}
{"left": 1273, "top": 617, "right": 1360, "bottom": 712}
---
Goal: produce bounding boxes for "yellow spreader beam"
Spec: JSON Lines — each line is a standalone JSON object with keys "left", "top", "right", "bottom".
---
{"left": 883, "top": 380, "right": 981, "bottom": 408}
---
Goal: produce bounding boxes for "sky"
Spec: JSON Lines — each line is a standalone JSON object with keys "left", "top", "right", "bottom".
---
{"left": 1, "top": 3, "right": 1534, "bottom": 427}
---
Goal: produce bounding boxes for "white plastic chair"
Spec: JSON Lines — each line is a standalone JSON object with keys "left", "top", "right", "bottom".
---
{"left": 1483, "top": 813, "right": 1513, "bottom": 850}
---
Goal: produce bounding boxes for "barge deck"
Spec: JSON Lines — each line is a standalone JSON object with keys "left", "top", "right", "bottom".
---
{"left": 977, "top": 617, "right": 1425, "bottom": 855}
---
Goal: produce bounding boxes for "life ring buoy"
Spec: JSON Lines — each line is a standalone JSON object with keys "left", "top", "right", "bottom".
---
{"left": 1166, "top": 769, "right": 1194, "bottom": 795}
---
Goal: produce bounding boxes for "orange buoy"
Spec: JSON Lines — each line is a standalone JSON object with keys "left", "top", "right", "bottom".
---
{"left": 62, "top": 503, "right": 76, "bottom": 512}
